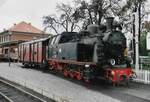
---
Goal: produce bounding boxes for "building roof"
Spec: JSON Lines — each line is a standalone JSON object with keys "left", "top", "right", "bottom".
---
{"left": 0, "top": 40, "right": 25, "bottom": 47}
{"left": 9, "top": 21, "right": 43, "bottom": 34}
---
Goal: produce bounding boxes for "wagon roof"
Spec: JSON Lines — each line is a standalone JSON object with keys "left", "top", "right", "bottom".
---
{"left": 21, "top": 37, "right": 50, "bottom": 44}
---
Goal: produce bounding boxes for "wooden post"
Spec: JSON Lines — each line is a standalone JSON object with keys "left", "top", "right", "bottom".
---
{"left": 8, "top": 31, "right": 12, "bottom": 67}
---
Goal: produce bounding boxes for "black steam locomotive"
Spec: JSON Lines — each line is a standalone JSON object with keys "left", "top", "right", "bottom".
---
{"left": 19, "top": 17, "right": 134, "bottom": 85}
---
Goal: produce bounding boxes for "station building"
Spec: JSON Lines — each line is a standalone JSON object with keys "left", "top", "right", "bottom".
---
{"left": 0, "top": 21, "right": 50, "bottom": 61}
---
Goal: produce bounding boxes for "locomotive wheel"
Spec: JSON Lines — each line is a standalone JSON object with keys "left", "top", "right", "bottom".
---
{"left": 113, "top": 82, "right": 119, "bottom": 87}
{"left": 63, "top": 69, "right": 68, "bottom": 77}
{"left": 69, "top": 72, "right": 74, "bottom": 78}
{"left": 76, "top": 72, "right": 82, "bottom": 80}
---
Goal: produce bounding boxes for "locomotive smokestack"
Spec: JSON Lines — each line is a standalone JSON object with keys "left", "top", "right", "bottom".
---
{"left": 106, "top": 17, "right": 114, "bottom": 31}
{"left": 87, "top": 24, "right": 99, "bottom": 34}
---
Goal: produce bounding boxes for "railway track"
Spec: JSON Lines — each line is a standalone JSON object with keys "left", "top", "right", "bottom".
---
{"left": 0, "top": 79, "right": 48, "bottom": 102}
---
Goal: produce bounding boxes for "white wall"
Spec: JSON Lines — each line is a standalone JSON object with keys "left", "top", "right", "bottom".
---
{"left": 147, "top": 32, "right": 150, "bottom": 50}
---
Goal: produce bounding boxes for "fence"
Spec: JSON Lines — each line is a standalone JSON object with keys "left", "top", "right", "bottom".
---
{"left": 133, "top": 70, "right": 150, "bottom": 84}
{"left": 139, "top": 56, "right": 150, "bottom": 70}
{"left": 132, "top": 56, "right": 150, "bottom": 84}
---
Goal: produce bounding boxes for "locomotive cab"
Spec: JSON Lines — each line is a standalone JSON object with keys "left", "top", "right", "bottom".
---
{"left": 48, "top": 32, "right": 94, "bottom": 62}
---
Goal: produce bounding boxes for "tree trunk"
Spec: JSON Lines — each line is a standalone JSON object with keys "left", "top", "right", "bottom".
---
{"left": 133, "top": 14, "right": 136, "bottom": 64}
{"left": 98, "top": 11, "right": 102, "bottom": 25}
{"left": 138, "top": 3, "right": 141, "bottom": 43}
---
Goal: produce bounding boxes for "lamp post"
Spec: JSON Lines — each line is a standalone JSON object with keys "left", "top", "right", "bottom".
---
{"left": 134, "top": 7, "right": 140, "bottom": 71}
{"left": 8, "top": 31, "right": 12, "bottom": 67}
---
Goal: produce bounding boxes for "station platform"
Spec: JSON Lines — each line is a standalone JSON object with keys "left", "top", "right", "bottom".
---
{"left": 0, "top": 63, "right": 120, "bottom": 102}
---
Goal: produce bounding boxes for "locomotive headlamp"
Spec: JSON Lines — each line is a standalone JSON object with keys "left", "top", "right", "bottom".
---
{"left": 109, "top": 59, "right": 116, "bottom": 66}
{"left": 85, "top": 64, "right": 90, "bottom": 68}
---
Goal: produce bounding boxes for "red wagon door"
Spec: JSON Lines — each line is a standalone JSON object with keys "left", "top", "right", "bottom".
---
{"left": 24, "top": 44, "right": 30, "bottom": 63}
{"left": 18, "top": 44, "right": 22, "bottom": 62}
{"left": 31, "top": 42, "right": 44, "bottom": 64}
{"left": 33, "top": 43, "right": 38, "bottom": 63}
{"left": 37, "top": 42, "right": 43, "bottom": 63}
{"left": 31, "top": 43, "right": 34, "bottom": 63}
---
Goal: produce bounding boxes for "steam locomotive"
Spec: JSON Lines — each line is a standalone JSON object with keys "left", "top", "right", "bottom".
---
{"left": 19, "top": 17, "right": 134, "bottom": 86}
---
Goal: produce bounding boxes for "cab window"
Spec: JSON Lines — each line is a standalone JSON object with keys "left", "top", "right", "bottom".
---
{"left": 50, "top": 37, "right": 56, "bottom": 45}
{"left": 59, "top": 32, "right": 78, "bottom": 43}
{"left": 53, "top": 35, "right": 60, "bottom": 44}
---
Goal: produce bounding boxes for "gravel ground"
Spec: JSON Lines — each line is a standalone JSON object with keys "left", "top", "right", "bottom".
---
{"left": 0, "top": 63, "right": 120, "bottom": 102}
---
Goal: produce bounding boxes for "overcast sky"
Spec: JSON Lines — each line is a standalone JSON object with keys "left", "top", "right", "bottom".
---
{"left": 0, "top": 0, "right": 72, "bottom": 32}
{"left": 0, "top": 0, "right": 150, "bottom": 33}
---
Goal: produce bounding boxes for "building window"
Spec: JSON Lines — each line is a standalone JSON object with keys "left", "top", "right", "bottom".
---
{"left": 11, "top": 48, "right": 15, "bottom": 53}
{"left": 5, "top": 49, "right": 8, "bottom": 54}
{"left": 3, "top": 36, "right": 4, "bottom": 42}
{"left": 2, "top": 36, "right": 3, "bottom": 42}
{"left": 0, "top": 37, "right": 1, "bottom": 42}
{"left": 4, "top": 36, "right": 6, "bottom": 42}
{"left": 4, "top": 36, "right": 5, "bottom": 42}
{"left": 5, "top": 36, "right": 8, "bottom": 42}
{"left": 8, "top": 35, "right": 10, "bottom": 42}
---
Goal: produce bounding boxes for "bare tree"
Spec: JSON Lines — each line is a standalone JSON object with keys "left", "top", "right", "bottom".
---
{"left": 43, "top": 15, "right": 60, "bottom": 34}
{"left": 119, "top": 0, "right": 148, "bottom": 37}
{"left": 43, "top": 0, "right": 126, "bottom": 33}
{"left": 43, "top": 0, "right": 148, "bottom": 34}
{"left": 74, "top": 0, "right": 124, "bottom": 29}
{"left": 43, "top": 3, "right": 81, "bottom": 34}
{"left": 118, "top": 0, "right": 148, "bottom": 63}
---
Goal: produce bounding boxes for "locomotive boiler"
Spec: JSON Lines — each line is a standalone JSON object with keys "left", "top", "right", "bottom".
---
{"left": 19, "top": 17, "right": 134, "bottom": 86}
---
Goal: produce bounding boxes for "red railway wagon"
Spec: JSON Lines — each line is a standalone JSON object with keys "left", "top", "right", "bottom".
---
{"left": 18, "top": 38, "right": 49, "bottom": 67}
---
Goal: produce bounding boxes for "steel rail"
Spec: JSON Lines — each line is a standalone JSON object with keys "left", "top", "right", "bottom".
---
{"left": 0, "top": 79, "right": 47, "bottom": 102}
{"left": 0, "top": 91, "right": 13, "bottom": 102}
